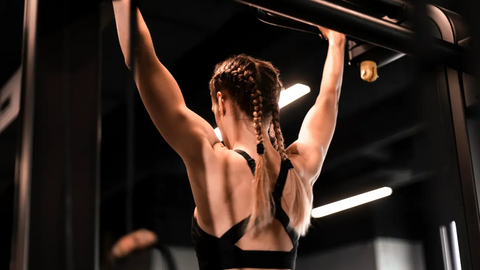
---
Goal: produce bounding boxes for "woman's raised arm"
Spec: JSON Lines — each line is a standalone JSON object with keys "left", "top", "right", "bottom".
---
{"left": 112, "top": 0, "right": 219, "bottom": 162}
{"left": 287, "top": 28, "right": 346, "bottom": 184}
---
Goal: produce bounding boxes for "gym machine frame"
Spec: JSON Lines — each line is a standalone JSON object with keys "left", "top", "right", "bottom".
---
{"left": 233, "top": 0, "right": 479, "bottom": 269}
{"left": 11, "top": 0, "right": 101, "bottom": 269}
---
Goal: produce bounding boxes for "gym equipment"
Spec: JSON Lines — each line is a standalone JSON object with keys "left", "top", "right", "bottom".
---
{"left": 235, "top": 0, "right": 480, "bottom": 268}
{"left": 10, "top": 0, "right": 101, "bottom": 269}
{"left": 239, "top": 0, "right": 472, "bottom": 80}
{"left": 250, "top": 1, "right": 411, "bottom": 82}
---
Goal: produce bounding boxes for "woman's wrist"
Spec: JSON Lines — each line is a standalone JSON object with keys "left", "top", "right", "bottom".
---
{"left": 329, "top": 35, "right": 346, "bottom": 47}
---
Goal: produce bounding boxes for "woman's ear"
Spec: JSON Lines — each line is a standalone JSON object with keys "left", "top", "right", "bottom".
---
{"left": 217, "top": 91, "right": 226, "bottom": 116}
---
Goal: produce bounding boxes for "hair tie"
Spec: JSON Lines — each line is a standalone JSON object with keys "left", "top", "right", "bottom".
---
{"left": 284, "top": 159, "right": 294, "bottom": 169}
{"left": 256, "top": 143, "right": 265, "bottom": 154}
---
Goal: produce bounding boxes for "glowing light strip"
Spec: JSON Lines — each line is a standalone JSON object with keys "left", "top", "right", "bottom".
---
{"left": 214, "top": 128, "right": 223, "bottom": 142}
{"left": 440, "top": 225, "right": 453, "bottom": 270}
{"left": 278, "top": 83, "right": 311, "bottom": 108}
{"left": 213, "top": 83, "right": 310, "bottom": 141}
{"left": 311, "top": 187, "right": 393, "bottom": 218}
{"left": 450, "top": 221, "right": 462, "bottom": 270}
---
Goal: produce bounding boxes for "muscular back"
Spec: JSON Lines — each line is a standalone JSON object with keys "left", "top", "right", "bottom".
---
{"left": 190, "top": 143, "right": 302, "bottom": 255}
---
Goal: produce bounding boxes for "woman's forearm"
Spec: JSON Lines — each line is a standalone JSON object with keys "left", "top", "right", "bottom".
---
{"left": 111, "top": 0, "right": 187, "bottom": 116}
{"left": 112, "top": 0, "right": 153, "bottom": 68}
{"left": 317, "top": 38, "right": 346, "bottom": 103}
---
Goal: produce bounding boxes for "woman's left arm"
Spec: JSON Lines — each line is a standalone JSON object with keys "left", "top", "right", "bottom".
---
{"left": 113, "top": 2, "right": 219, "bottom": 162}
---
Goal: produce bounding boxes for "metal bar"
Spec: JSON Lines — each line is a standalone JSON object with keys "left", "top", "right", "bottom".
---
{"left": 254, "top": 9, "right": 321, "bottom": 36}
{"left": 342, "top": 0, "right": 411, "bottom": 19}
{"left": 234, "top": 0, "right": 467, "bottom": 73}
{"left": 12, "top": 0, "right": 102, "bottom": 269}
{"left": 253, "top": 0, "right": 383, "bottom": 36}
{"left": 125, "top": 0, "right": 138, "bottom": 234}
{"left": 11, "top": 0, "right": 39, "bottom": 268}
{"left": 446, "top": 66, "right": 480, "bottom": 270}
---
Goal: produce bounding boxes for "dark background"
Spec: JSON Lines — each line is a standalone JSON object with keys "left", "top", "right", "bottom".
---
{"left": 0, "top": 0, "right": 473, "bottom": 268}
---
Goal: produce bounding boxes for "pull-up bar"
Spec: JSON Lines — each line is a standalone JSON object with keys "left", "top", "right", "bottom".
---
{"left": 234, "top": 0, "right": 467, "bottom": 73}
{"left": 342, "top": 0, "right": 412, "bottom": 19}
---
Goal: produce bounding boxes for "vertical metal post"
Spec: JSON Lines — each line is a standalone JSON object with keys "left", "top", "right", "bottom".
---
{"left": 125, "top": 0, "right": 138, "bottom": 233}
{"left": 10, "top": 0, "right": 38, "bottom": 268}
{"left": 11, "top": 0, "right": 101, "bottom": 269}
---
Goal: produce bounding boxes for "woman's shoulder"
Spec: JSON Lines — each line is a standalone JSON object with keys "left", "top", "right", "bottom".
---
{"left": 286, "top": 152, "right": 315, "bottom": 185}
{"left": 209, "top": 144, "right": 254, "bottom": 173}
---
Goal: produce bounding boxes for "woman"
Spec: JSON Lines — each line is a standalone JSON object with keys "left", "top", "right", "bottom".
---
{"left": 113, "top": 1, "right": 345, "bottom": 269}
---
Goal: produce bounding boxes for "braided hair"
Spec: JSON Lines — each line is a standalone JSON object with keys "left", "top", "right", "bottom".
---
{"left": 209, "top": 55, "right": 312, "bottom": 236}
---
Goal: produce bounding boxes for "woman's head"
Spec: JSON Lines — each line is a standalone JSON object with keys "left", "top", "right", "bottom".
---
{"left": 209, "top": 54, "right": 283, "bottom": 148}
{"left": 208, "top": 55, "right": 312, "bottom": 237}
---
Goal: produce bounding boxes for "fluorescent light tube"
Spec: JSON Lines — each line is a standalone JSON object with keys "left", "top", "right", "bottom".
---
{"left": 278, "top": 83, "right": 311, "bottom": 109}
{"left": 213, "top": 83, "right": 310, "bottom": 141}
{"left": 450, "top": 221, "right": 462, "bottom": 270}
{"left": 214, "top": 127, "right": 223, "bottom": 142}
{"left": 311, "top": 187, "right": 393, "bottom": 218}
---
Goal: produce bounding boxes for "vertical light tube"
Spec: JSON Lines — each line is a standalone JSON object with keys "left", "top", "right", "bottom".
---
{"left": 440, "top": 225, "right": 453, "bottom": 270}
{"left": 449, "top": 221, "right": 462, "bottom": 270}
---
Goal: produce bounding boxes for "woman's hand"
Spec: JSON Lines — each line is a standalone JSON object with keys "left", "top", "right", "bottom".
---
{"left": 111, "top": 229, "right": 158, "bottom": 260}
{"left": 318, "top": 26, "right": 346, "bottom": 47}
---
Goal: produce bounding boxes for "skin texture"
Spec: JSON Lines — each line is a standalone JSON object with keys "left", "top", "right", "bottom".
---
{"left": 112, "top": 1, "right": 345, "bottom": 269}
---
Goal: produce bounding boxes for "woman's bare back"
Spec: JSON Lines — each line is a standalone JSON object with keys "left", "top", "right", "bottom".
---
{"left": 191, "top": 143, "right": 300, "bottom": 270}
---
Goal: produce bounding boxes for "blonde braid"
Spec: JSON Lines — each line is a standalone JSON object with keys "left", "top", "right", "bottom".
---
{"left": 252, "top": 88, "right": 264, "bottom": 153}
{"left": 248, "top": 71, "right": 277, "bottom": 233}
{"left": 271, "top": 105, "right": 287, "bottom": 161}
{"left": 269, "top": 122, "right": 278, "bottom": 151}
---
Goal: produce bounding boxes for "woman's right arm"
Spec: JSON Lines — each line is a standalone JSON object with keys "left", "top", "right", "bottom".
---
{"left": 111, "top": 1, "right": 219, "bottom": 163}
{"left": 287, "top": 28, "right": 346, "bottom": 184}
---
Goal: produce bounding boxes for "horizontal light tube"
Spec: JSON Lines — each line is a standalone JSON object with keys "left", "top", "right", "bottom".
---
{"left": 311, "top": 187, "right": 393, "bottom": 218}
{"left": 278, "top": 83, "right": 311, "bottom": 108}
{"left": 214, "top": 83, "right": 310, "bottom": 141}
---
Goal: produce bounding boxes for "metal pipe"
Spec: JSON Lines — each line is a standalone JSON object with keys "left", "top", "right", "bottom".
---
{"left": 254, "top": 9, "right": 321, "bottom": 36}
{"left": 342, "top": 0, "right": 412, "bottom": 19}
{"left": 234, "top": 0, "right": 467, "bottom": 72}
{"left": 126, "top": 0, "right": 138, "bottom": 233}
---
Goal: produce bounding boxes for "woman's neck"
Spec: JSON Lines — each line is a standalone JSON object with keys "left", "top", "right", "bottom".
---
{"left": 225, "top": 119, "right": 275, "bottom": 158}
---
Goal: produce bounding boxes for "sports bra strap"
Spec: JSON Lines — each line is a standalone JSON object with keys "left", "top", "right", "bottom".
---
{"left": 272, "top": 159, "right": 294, "bottom": 202}
{"left": 220, "top": 216, "right": 251, "bottom": 244}
{"left": 234, "top": 149, "right": 256, "bottom": 174}
{"left": 215, "top": 150, "right": 298, "bottom": 245}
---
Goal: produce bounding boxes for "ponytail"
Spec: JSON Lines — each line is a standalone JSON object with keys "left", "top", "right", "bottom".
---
{"left": 247, "top": 88, "right": 275, "bottom": 233}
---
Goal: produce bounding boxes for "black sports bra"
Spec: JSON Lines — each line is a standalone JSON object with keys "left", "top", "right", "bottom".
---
{"left": 191, "top": 149, "right": 299, "bottom": 270}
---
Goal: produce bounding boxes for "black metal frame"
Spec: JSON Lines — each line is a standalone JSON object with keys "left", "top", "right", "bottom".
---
{"left": 253, "top": 6, "right": 407, "bottom": 69}
{"left": 11, "top": 0, "right": 102, "bottom": 269}
{"left": 342, "top": 0, "right": 412, "bottom": 19}
{"left": 234, "top": 0, "right": 469, "bottom": 73}
{"left": 235, "top": 0, "right": 480, "bottom": 269}
{"left": 10, "top": 0, "right": 38, "bottom": 268}
{"left": 434, "top": 9, "right": 480, "bottom": 269}
{"left": 125, "top": 0, "right": 139, "bottom": 234}
{"left": 253, "top": 9, "right": 321, "bottom": 36}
